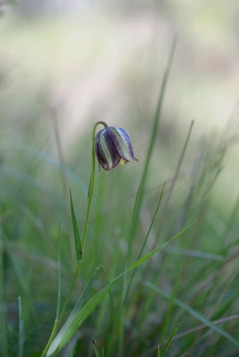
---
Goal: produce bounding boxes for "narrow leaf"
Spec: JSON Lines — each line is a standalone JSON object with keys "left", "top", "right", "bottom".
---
{"left": 47, "top": 284, "right": 112, "bottom": 356}
{"left": 18, "top": 296, "right": 24, "bottom": 357}
{"left": 46, "top": 267, "right": 101, "bottom": 356}
{"left": 124, "top": 184, "right": 166, "bottom": 303}
{"left": 56, "top": 224, "right": 62, "bottom": 320}
{"left": 92, "top": 340, "right": 101, "bottom": 357}
{"left": 69, "top": 189, "right": 82, "bottom": 262}
{"left": 0, "top": 231, "right": 8, "bottom": 357}
{"left": 161, "top": 324, "right": 179, "bottom": 356}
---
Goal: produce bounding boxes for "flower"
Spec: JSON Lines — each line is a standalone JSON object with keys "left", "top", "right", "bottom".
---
{"left": 95, "top": 126, "right": 138, "bottom": 171}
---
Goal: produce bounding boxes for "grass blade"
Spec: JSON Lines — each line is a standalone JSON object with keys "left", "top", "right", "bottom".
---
{"left": 69, "top": 189, "right": 82, "bottom": 262}
{"left": 163, "top": 120, "right": 194, "bottom": 219}
{"left": 92, "top": 340, "right": 101, "bottom": 357}
{"left": 18, "top": 296, "right": 24, "bottom": 357}
{"left": 4, "top": 236, "right": 34, "bottom": 320}
{"left": 128, "top": 37, "right": 177, "bottom": 258}
{"left": 0, "top": 230, "right": 8, "bottom": 357}
{"left": 145, "top": 282, "right": 239, "bottom": 348}
{"left": 46, "top": 284, "right": 112, "bottom": 356}
{"left": 46, "top": 267, "right": 101, "bottom": 356}
{"left": 160, "top": 324, "right": 179, "bottom": 356}
{"left": 56, "top": 224, "right": 62, "bottom": 321}
{"left": 124, "top": 184, "right": 165, "bottom": 303}
{"left": 157, "top": 345, "right": 161, "bottom": 357}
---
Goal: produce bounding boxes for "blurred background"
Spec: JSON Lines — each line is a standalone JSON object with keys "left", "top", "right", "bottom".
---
{"left": 0, "top": 0, "right": 239, "bottom": 201}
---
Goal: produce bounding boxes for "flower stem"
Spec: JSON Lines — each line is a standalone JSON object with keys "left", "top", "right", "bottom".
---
{"left": 41, "top": 121, "right": 108, "bottom": 357}
{"left": 82, "top": 121, "right": 108, "bottom": 247}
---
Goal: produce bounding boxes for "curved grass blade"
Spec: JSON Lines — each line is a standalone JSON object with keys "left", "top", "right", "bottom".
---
{"left": 92, "top": 340, "right": 101, "bottom": 357}
{"left": 46, "top": 284, "right": 112, "bottom": 356}
{"left": 69, "top": 189, "right": 82, "bottom": 262}
{"left": 145, "top": 282, "right": 239, "bottom": 348}
{"left": 46, "top": 267, "right": 101, "bottom": 356}
{"left": 160, "top": 324, "right": 179, "bottom": 356}
{"left": 56, "top": 225, "right": 62, "bottom": 321}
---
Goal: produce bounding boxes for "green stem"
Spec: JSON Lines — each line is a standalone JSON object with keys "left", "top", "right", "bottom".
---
{"left": 41, "top": 121, "right": 108, "bottom": 357}
{"left": 82, "top": 120, "right": 108, "bottom": 247}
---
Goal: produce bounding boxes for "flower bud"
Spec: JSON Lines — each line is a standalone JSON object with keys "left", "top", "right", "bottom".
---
{"left": 95, "top": 126, "right": 138, "bottom": 171}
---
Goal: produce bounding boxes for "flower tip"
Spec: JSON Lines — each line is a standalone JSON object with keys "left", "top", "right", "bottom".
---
{"left": 120, "top": 158, "right": 128, "bottom": 165}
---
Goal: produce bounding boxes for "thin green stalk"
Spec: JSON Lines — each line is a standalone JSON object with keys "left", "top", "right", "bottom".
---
{"left": 62, "top": 122, "right": 107, "bottom": 310}
{"left": 157, "top": 345, "right": 161, "bottom": 357}
{"left": 0, "top": 229, "right": 8, "bottom": 357}
{"left": 82, "top": 121, "right": 108, "bottom": 247}
{"left": 42, "top": 121, "right": 107, "bottom": 357}
{"left": 160, "top": 324, "right": 179, "bottom": 356}
{"left": 93, "top": 340, "right": 101, "bottom": 357}
{"left": 118, "top": 271, "right": 127, "bottom": 357}
{"left": 160, "top": 120, "right": 194, "bottom": 233}
{"left": 18, "top": 296, "right": 24, "bottom": 357}
{"left": 124, "top": 183, "right": 165, "bottom": 305}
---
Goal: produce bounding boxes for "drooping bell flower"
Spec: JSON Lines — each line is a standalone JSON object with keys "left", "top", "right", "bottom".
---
{"left": 95, "top": 126, "right": 138, "bottom": 171}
